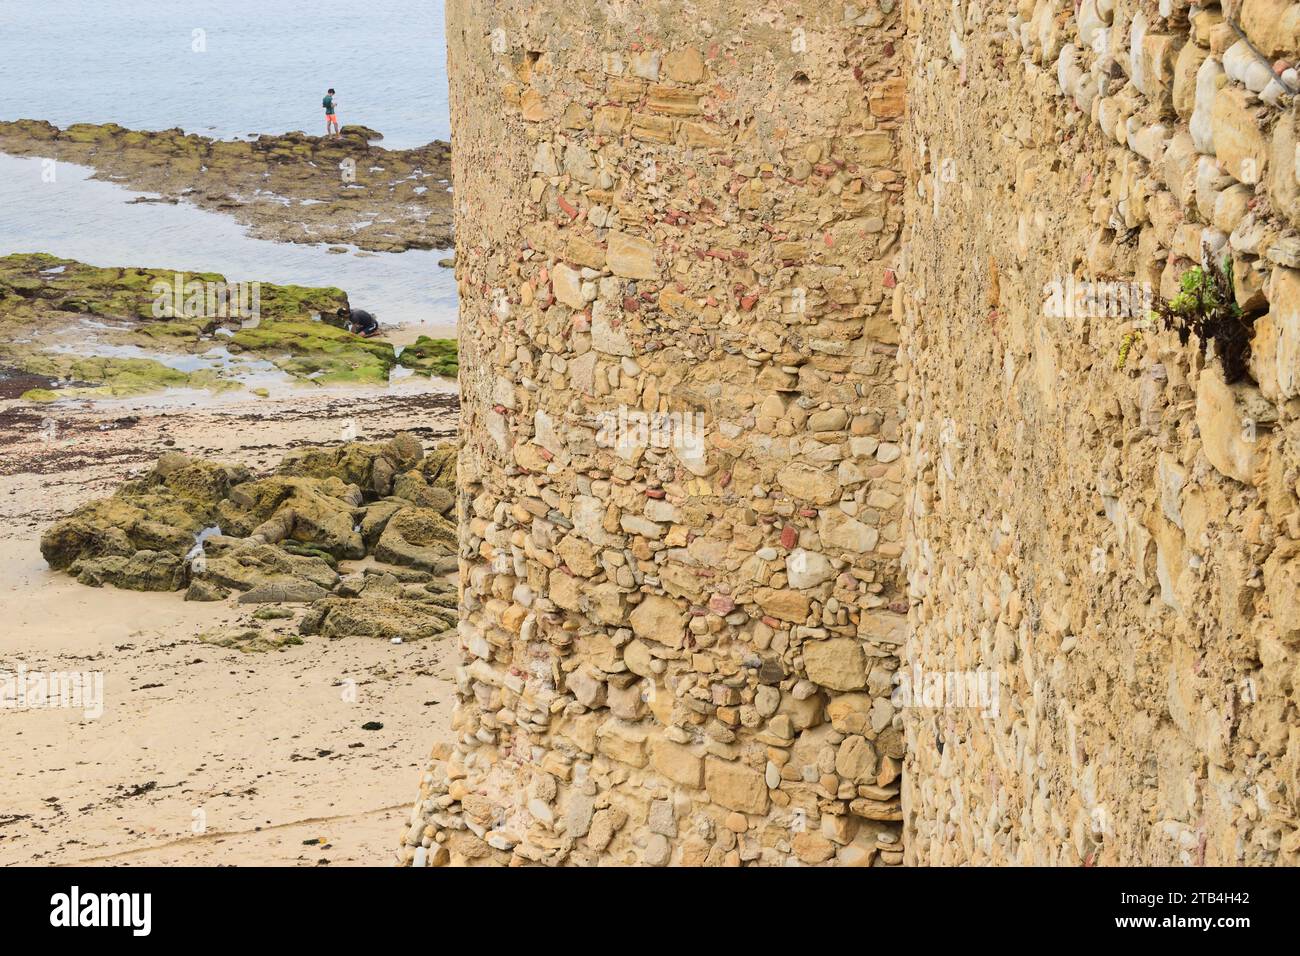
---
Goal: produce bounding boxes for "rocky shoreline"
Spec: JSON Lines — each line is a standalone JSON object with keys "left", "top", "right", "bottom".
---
{"left": 0, "top": 120, "right": 454, "bottom": 252}
{"left": 0, "top": 253, "right": 458, "bottom": 400}
{"left": 0, "top": 105, "right": 464, "bottom": 865}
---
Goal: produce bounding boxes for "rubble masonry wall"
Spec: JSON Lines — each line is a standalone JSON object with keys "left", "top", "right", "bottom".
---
{"left": 400, "top": 0, "right": 908, "bottom": 866}
{"left": 902, "top": 0, "right": 1300, "bottom": 865}
{"left": 402, "top": 0, "right": 1300, "bottom": 867}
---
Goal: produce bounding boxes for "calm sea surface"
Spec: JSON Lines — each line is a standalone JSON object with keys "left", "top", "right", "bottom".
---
{"left": 0, "top": 0, "right": 449, "bottom": 148}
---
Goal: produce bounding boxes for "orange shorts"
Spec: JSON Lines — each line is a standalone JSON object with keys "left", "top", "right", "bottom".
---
{"left": 326, "top": 114, "right": 338, "bottom": 122}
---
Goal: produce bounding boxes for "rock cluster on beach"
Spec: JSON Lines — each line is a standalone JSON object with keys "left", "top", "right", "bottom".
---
{"left": 401, "top": 0, "right": 907, "bottom": 866}
{"left": 0, "top": 120, "right": 453, "bottom": 252}
{"left": 40, "top": 433, "right": 461, "bottom": 644}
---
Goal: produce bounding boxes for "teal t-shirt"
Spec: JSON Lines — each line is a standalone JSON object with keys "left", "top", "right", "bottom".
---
{"left": 323, "top": 95, "right": 335, "bottom": 114}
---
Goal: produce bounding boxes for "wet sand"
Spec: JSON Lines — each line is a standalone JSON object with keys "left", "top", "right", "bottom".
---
{"left": 0, "top": 384, "right": 460, "bottom": 866}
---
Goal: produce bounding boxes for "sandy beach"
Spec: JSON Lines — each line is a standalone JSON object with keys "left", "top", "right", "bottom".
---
{"left": 0, "top": 385, "right": 459, "bottom": 866}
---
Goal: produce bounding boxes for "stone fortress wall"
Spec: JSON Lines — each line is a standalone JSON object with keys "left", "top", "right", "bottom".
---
{"left": 399, "top": 0, "right": 1300, "bottom": 866}
{"left": 902, "top": 0, "right": 1300, "bottom": 865}
{"left": 400, "top": 0, "right": 909, "bottom": 866}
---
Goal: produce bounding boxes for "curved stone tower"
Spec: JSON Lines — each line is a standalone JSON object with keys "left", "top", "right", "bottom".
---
{"left": 401, "top": 0, "right": 907, "bottom": 866}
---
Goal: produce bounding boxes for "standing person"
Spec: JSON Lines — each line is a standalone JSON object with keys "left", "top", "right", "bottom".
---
{"left": 323, "top": 88, "right": 340, "bottom": 138}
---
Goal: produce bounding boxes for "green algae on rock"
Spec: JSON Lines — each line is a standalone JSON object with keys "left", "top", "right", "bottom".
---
{"left": 0, "top": 253, "right": 368, "bottom": 398}
{"left": 0, "top": 120, "right": 453, "bottom": 252}
{"left": 0, "top": 253, "right": 348, "bottom": 331}
{"left": 398, "top": 336, "right": 459, "bottom": 378}
{"left": 0, "top": 252, "right": 184, "bottom": 320}
{"left": 18, "top": 355, "right": 234, "bottom": 402}
{"left": 230, "top": 320, "right": 397, "bottom": 385}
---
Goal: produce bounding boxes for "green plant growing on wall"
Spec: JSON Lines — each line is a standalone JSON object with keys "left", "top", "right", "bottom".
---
{"left": 1150, "top": 252, "right": 1256, "bottom": 383}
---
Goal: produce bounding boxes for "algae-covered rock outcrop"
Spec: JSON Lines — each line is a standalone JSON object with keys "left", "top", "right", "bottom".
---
{"left": 398, "top": 336, "right": 459, "bottom": 378}
{"left": 40, "top": 433, "right": 461, "bottom": 642}
{"left": 0, "top": 121, "right": 453, "bottom": 252}
{"left": 230, "top": 320, "right": 397, "bottom": 385}
{"left": 0, "top": 253, "right": 346, "bottom": 327}
{"left": 0, "top": 253, "right": 448, "bottom": 398}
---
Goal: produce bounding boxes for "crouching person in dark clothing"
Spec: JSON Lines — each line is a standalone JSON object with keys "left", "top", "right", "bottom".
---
{"left": 337, "top": 307, "right": 379, "bottom": 337}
